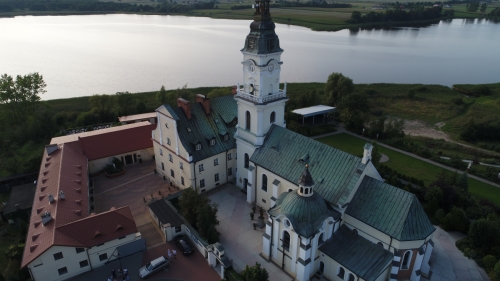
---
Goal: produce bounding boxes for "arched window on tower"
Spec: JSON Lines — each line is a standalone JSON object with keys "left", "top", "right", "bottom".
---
{"left": 244, "top": 153, "right": 249, "bottom": 168}
{"left": 262, "top": 174, "right": 268, "bottom": 192}
{"left": 268, "top": 84, "right": 273, "bottom": 95}
{"left": 270, "top": 112, "right": 276, "bottom": 124}
{"left": 246, "top": 111, "right": 251, "bottom": 130}
{"left": 401, "top": 250, "right": 412, "bottom": 270}
{"left": 282, "top": 231, "right": 290, "bottom": 251}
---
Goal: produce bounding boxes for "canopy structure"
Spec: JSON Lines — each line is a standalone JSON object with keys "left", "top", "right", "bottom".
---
{"left": 292, "top": 105, "right": 335, "bottom": 126}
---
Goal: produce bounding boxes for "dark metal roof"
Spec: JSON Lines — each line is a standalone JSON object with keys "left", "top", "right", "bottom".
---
{"left": 3, "top": 183, "right": 36, "bottom": 215}
{"left": 149, "top": 199, "right": 184, "bottom": 227}
{"left": 319, "top": 225, "right": 393, "bottom": 281}
{"left": 269, "top": 190, "right": 340, "bottom": 238}
{"left": 250, "top": 125, "right": 365, "bottom": 206}
{"left": 241, "top": 0, "right": 283, "bottom": 55}
{"left": 346, "top": 176, "right": 435, "bottom": 241}
{"left": 298, "top": 164, "right": 314, "bottom": 187}
{"left": 163, "top": 95, "right": 237, "bottom": 163}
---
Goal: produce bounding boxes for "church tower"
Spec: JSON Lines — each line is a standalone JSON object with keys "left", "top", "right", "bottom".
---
{"left": 235, "top": 0, "right": 288, "bottom": 192}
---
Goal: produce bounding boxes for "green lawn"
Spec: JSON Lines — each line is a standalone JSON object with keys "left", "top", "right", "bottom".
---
{"left": 317, "top": 133, "right": 500, "bottom": 206}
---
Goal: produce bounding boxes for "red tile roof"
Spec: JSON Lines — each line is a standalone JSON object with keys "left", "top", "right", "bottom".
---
{"left": 21, "top": 142, "right": 138, "bottom": 268}
{"left": 79, "top": 123, "right": 156, "bottom": 161}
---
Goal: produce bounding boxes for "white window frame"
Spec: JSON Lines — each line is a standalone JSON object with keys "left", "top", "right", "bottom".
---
{"left": 199, "top": 164, "right": 204, "bottom": 172}
{"left": 200, "top": 179, "right": 205, "bottom": 188}
{"left": 228, "top": 167, "right": 232, "bottom": 176}
{"left": 196, "top": 144, "right": 202, "bottom": 151}
{"left": 214, "top": 158, "right": 219, "bottom": 166}
{"left": 167, "top": 138, "right": 171, "bottom": 145}
{"left": 179, "top": 162, "right": 183, "bottom": 170}
{"left": 169, "top": 154, "right": 173, "bottom": 163}
{"left": 181, "top": 177, "right": 184, "bottom": 186}
{"left": 215, "top": 173, "right": 219, "bottom": 182}
{"left": 401, "top": 250, "right": 413, "bottom": 270}
{"left": 228, "top": 153, "right": 232, "bottom": 160}
{"left": 160, "top": 148, "right": 163, "bottom": 156}
{"left": 210, "top": 139, "right": 216, "bottom": 146}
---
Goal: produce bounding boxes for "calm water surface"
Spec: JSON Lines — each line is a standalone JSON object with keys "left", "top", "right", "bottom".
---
{"left": 0, "top": 15, "right": 498, "bottom": 100}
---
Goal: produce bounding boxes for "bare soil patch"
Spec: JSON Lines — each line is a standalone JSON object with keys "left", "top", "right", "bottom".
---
{"left": 403, "top": 120, "right": 451, "bottom": 141}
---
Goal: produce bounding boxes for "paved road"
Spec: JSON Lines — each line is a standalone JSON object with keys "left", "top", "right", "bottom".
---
{"left": 312, "top": 126, "right": 500, "bottom": 189}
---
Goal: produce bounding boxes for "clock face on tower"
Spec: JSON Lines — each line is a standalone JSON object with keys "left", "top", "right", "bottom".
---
{"left": 248, "top": 61, "right": 256, "bottom": 74}
{"left": 268, "top": 64, "right": 274, "bottom": 73}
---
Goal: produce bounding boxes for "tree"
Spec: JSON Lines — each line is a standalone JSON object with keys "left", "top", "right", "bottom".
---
{"left": 0, "top": 72, "right": 46, "bottom": 125}
{"left": 441, "top": 207, "right": 469, "bottom": 233}
{"left": 241, "top": 262, "right": 269, "bottom": 281}
{"left": 196, "top": 202, "right": 220, "bottom": 243}
{"left": 480, "top": 3, "right": 487, "bottom": 13}
{"left": 156, "top": 85, "right": 168, "bottom": 105}
{"left": 324, "top": 72, "right": 354, "bottom": 106}
{"left": 115, "top": 91, "right": 135, "bottom": 116}
{"left": 468, "top": 218, "right": 500, "bottom": 255}
{"left": 351, "top": 11, "right": 362, "bottom": 22}
{"left": 458, "top": 172, "right": 469, "bottom": 193}
{"left": 337, "top": 92, "right": 369, "bottom": 131}
{"left": 179, "top": 187, "right": 207, "bottom": 226}
{"left": 371, "top": 142, "right": 382, "bottom": 167}
{"left": 89, "top": 94, "right": 114, "bottom": 123}
{"left": 207, "top": 88, "right": 230, "bottom": 99}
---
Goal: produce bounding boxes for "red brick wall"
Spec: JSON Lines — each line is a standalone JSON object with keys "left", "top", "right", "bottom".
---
{"left": 397, "top": 249, "right": 417, "bottom": 280}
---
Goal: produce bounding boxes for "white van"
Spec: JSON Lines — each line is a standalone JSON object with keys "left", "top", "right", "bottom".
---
{"left": 139, "top": 256, "right": 169, "bottom": 279}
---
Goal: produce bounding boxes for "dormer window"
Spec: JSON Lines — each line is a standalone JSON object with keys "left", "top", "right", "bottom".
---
{"left": 210, "top": 139, "right": 216, "bottom": 146}
{"left": 187, "top": 127, "right": 192, "bottom": 132}
{"left": 196, "top": 144, "right": 202, "bottom": 151}
{"left": 223, "top": 134, "right": 229, "bottom": 141}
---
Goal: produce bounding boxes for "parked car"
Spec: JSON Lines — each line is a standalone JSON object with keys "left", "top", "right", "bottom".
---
{"left": 175, "top": 235, "right": 194, "bottom": 255}
{"left": 139, "top": 256, "right": 169, "bottom": 279}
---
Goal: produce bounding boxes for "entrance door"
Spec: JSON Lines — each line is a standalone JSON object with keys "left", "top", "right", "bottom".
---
{"left": 319, "top": 261, "right": 324, "bottom": 273}
{"left": 243, "top": 178, "right": 248, "bottom": 194}
{"left": 125, "top": 155, "right": 133, "bottom": 165}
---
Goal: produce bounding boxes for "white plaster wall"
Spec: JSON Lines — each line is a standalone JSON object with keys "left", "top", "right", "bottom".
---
{"left": 193, "top": 151, "right": 229, "bottom": 192}
{"left": 235, "top": 139, "right": 258, "bottom": 189}
{"left": 28, "top": 245, "right": 91, "bottom": 281}
{"left": 87, "top": 233, "right": 139, "bottom": 268}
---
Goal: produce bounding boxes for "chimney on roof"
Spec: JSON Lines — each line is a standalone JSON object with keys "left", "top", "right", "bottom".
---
{"left": 41, "top": 211, "right": 52, "bottom": 225}
{"left": 177, "top": 98, "right": 192, "bottom": 120}
{"left": 362, "top": 143, "right": 373, "bottom": 165}
{"left": 196, "top": 94, "right": 211, "bottom": 115}
{"left": 59, "top": 191, "right": 65, "bottom": 200}
{"left": 45, "top": 144, "right": 58, "bottom": 155}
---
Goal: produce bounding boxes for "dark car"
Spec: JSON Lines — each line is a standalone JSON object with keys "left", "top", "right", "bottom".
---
{"left": 175, "top": 235, "right": 194, "bottom": 255}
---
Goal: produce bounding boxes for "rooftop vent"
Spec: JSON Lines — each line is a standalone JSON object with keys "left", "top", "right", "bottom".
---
{"left": 75, "top": 199, "right": 82, "bottom": 205}
{"left": 74, "top": 209, "right": 82, "bottom": 215}
{"left": 116, "top": 224, "right": 123, "bottom": 231}
{"left": 34, "top": 221, "right": 41, "bottom": 228}
{"left": 48, "top": 194, "right": 54, "bottom": 204}
{"left": 29, "top": 244, "right": 39, "bottom": 253}
{"left": 32, "top": 233, "right": 40, "bottom": 242}
{"left": 94, "top": 230, "right": 102, "bottom": 238}
{"left": 59, "top": 191, "right": 65, "bottom": 200}
{"left": 40, "top": 186, "right": 47, "bottom": 192}
{"left": 41, "top": 212, "right": 52, "bottom": 225}
{"left": 36, "top": 207, "right": 44, "bottom": 214}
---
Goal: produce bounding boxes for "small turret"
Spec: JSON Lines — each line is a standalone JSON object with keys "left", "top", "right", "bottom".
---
{"left": 298, "top": 164, "right": 314, "bottom": 197}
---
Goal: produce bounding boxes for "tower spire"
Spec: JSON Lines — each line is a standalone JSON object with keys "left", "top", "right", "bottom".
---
{"left": 298, "top": 164, "right": 314, "bottom": 197}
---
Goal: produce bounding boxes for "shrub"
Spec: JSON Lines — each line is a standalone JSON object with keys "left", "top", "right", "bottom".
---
{"left": 483, "top": 255, "right": 497, "bottom": 270}
{"left": 441, "top": 207, "right": 469, "bottom": 233}
{"left": 433, "top": 209, "right": 445, "bottom": 225}
{"left": 469, "top": 219, "right": 500, "bottom": 255}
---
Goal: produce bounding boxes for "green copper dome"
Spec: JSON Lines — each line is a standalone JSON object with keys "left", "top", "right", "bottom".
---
{"left": 241, "top": 0, "right": 283, "bottom": 54}
{"left": 269, "top": 190, "right": 332, "bottom": 238}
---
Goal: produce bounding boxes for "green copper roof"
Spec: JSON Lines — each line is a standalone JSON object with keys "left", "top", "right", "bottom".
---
{"left": 346, "top": 176, "right": 435, "bottom": 241}
{"left": 250, "top": 125, "right": 365, "bottom": 206}
{"left": 163, "top": 95, "right": 237, "bottom": 162}
{"left": 319, "top": 225, "right": 393, "bottom": 281}
{"left": 269, "top": 190, "right": 340, "bottom": 238}
{"left": 241, "top": 0, "right": 282, "bottom": 55}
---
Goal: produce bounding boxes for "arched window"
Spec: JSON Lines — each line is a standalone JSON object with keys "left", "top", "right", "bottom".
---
{"left": 348, "top": 273, "right": 355, "bottom": 281}
{"left": 305, "top": 188, "right": 309, "bottom": 195}
{"left": 352, "top": 229, "right": 358, "bottom": 235}
{"left": 268, "top": 84, "right": 273, "bottom": 95}
{"left": 282, "top": 231, "right": 290, "bottom": 251}
{"left": 401, "top": 250, "right": 412, "bottom": 270}
{"left": 318, "top": 233, "right": 324, "bottom": 245}
{"left": 300, "top": 187, "right": 304, "bottom": 194}
{"left": 337, "top": 267, "right": 345, "bottom": 279}
{"left": 244, "top": 153, "right": 249, "bottom": 168}
{"left": 262, "top": 174, "right": 268, "bottom": 192}
{"left": 246, "top": 111, "right": 251, "bottom": 130}
{"left": 270, "top": 111, "right": 276, "bottom": 124}
{"left": 377, "top": 242, "right": 384, "bottom": 248}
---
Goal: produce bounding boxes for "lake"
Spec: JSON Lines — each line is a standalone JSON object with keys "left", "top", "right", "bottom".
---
{"left": 0, "top": 15, "right": 498, "bottom": 100}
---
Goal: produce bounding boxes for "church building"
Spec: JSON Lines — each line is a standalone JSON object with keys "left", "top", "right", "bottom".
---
{"left": 152, "top": 1, "right": 436, "bottom": 280}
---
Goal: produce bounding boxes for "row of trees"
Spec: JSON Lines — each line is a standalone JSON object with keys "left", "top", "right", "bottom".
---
{"left": 0, "top": 0, "right": 216, "bottom": 13}
{"left": 350, "top": 6, "right": 450, "bottom": 24}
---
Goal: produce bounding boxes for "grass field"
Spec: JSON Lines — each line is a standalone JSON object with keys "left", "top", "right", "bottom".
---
{"left": 317, "top": 133, "right": 500, "bottom": 206}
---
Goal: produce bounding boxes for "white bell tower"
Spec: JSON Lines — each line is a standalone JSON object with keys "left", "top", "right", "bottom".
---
{"left": 234, "top": 0, "right": 288, "bottom": 195}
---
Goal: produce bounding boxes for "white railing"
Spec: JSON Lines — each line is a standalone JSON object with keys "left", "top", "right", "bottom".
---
{"left": 236, "top": 89, "right": 287, "bottom": 103}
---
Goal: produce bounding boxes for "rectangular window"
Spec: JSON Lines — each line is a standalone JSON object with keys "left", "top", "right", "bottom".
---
{"left": 58, "top": 267, "right": 68, "bottom": 275}
{"left": 199, "top": 164, "right": 204, "bottom": 172}
{"left": 160, "top": 148, "right": 163, "bottom": 156}
{"left": 227, "top": 153, "right": 232, "bottom": 160}
{"left": 53, "top": 252, "right": 63, "bottom": 260}
{"left": 99, "top": 253, "right": 108, "bottom": 261}
{"left": 75, "top": 248, "right": 85, "bottom": 254}
{"left": 200, "top": 179, "right": 205, "bottom": 188}
{"left": 210, "top": 139, "right": 215, "bottom": 146}
{"left": 79, "top": 260, "right": 89, "bottom": 268}
{"left": 179, "top": 162, "right": 183, "bottom": 170}
{"left": 170, "top": 169, "right": 175, "bottom": 178}
{"left": 175, "top": 226, "right": 182, "bottom": 233}
{"left": 215, "top": 173, "right": 219, "bottom": 182}
{"left": 224, "top": 134, "right": 229, "bottom": 141}
{"left": 228, "top": 168, "right": 233, "bottom": 176}
{"left": 214, "top": 158, "right": 219, "bottom": 166}
{"left": 161, "top": 162, "right": 165, "bottom": 171}
{"left": 167, "top": 138, "right": 171, "bottom": 145}
{"left": 181, "top": 177, "right": 185, "bottom": 186}
{"left": 169, "top": 154, "right": 173, "bottom": 162}
{"left": 196, "top": 143, "right": 201, "bottom": 151}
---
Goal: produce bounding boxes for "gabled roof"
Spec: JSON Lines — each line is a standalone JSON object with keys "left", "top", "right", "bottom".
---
{"left": 161, "top": 95, "right": 237, "bottom": 162}
{"left": 149, "top": 198, "right": 184, "bottom": 227}
{"left": 319, "top": 225, "right": 393, "bottom": 281}
{"left": 250, "top": 125, "right": 364, "bottom": 206}
{"left": 346, "top": 176, "right": 435, "bottom": 241}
